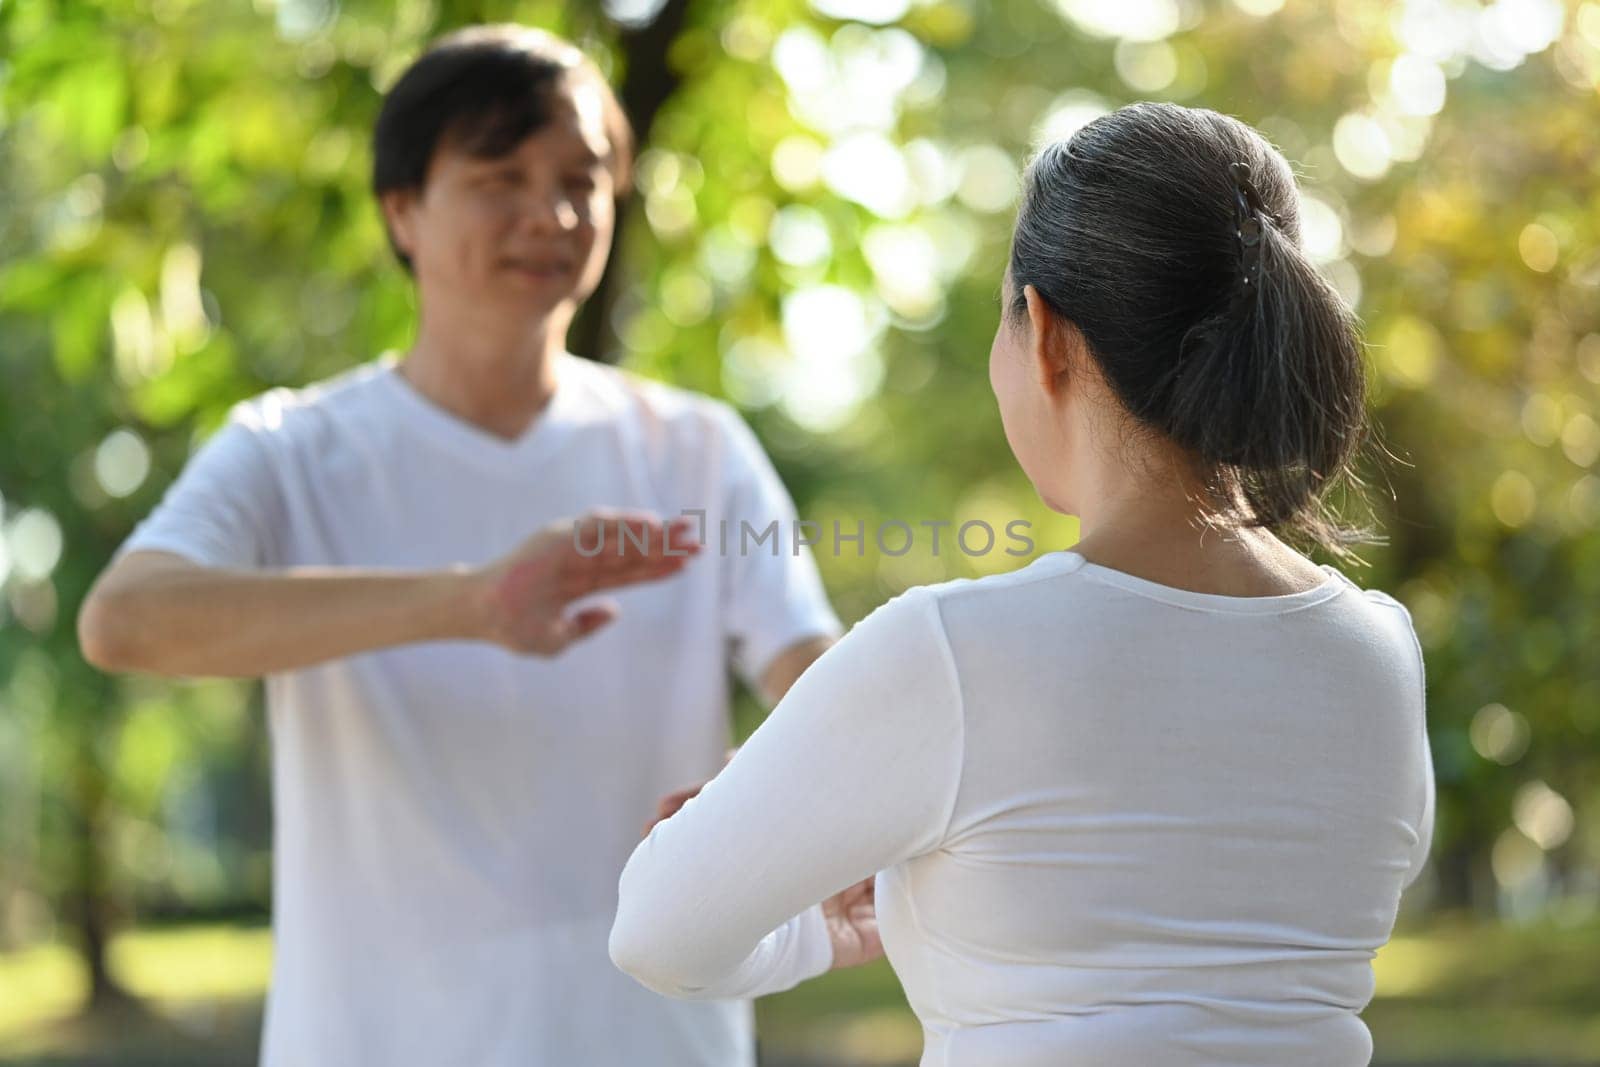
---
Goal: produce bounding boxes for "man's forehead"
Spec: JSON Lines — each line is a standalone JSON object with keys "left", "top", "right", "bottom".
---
{"left": 567, "top": 81, "right": 611, "bottom": 156}
{"left": 435, "top": 78, "right": 613, "bottom": 170}
{"left": 535, "top": 79, "right": 612, "bottom": 162}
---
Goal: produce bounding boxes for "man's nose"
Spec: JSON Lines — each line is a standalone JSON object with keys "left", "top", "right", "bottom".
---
{"left": 519, "top": 186, "right": 580, "bottom": 233}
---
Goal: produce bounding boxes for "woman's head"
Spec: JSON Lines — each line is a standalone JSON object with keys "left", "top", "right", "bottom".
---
{"left": 990, "top": 102, "right": 1370, "bottom": 554}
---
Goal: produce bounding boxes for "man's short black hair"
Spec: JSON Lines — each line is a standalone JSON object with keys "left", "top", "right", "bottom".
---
{"left": 372, "top": 25, "right": 635, "bottom": 271}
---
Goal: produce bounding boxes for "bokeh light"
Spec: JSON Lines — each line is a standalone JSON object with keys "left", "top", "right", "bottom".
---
{"left": 4, "top": 509, "right": 64, "bottom": 582}
{"left": 93, "top": 430, "right": 152, "bottom": 499}
{"left": 1512, "top": 781, "right": 1574, "bottom": 851}
{"left": 1470, "top": 703, "right": 1531, "bottom": 765}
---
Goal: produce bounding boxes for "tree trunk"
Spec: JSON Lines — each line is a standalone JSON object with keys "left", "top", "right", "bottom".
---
{"left": 570, "top": 0, "right": 697, "bottom": 364}
{"left": 70, "top": 736, "right": 135, "bottom": 1012}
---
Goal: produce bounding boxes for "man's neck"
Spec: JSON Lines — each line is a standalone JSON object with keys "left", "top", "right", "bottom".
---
{"left": 399, "top": 307, "right": 569, "bottom": 442}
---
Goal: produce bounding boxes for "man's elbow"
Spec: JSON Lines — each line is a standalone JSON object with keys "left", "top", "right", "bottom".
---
{"left": 77, "top": 587, "right": 148, "bottom": 673}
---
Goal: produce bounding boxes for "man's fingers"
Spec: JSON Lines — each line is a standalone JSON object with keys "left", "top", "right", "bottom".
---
{"left": 570, "top": 513, "right": 699, "bottom": 563}
{"left": 545, "top": 604, "right": 618, "bottom": 653}
{"left": 580, "top": 551, "right": 697, "bottom": 596}
{"left": 665, "top": 516, "right": 701, "bottom": 552}
{"left": 556, "top": 513, "right": 702, "bottom": 601}
{"left": 571, "top": 604, "right": 618, "bottom": 635}
{"left": 496, "top": 512, "right": 706, "bottom": 654}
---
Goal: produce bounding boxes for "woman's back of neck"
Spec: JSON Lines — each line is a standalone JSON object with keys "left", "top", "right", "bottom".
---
{"left": 1070, "top": 524, "right": 1329, "bottom": 599}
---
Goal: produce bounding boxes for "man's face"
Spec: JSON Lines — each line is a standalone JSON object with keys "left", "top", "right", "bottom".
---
{"left": 384, "top": 76, "right": 617, "bottom": 324}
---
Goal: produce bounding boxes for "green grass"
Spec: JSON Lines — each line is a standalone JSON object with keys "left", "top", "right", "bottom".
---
{"left": 757, "top": 960, "right": 920, "bottom": 1064}
{"left": 1362, "top": 913, "right": 1600, "bottom": 1063}
{"left": 3, "top": 913, "right": 1599, "bottom": 1065}
{"left": 0, "top": 923, "right": 269, "bottom": 1065}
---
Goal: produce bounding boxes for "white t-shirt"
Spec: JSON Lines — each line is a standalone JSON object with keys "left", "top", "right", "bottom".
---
{"left": 117, "top": 352, "right": 842, "bottom": 1067}
{"left": 612, "top": 551, "right": 1434, "bottom": 1067}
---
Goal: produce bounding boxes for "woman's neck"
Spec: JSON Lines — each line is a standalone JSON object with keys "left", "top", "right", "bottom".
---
{"left": 1068, "top": 445, "right": 1325, "bottom": 597}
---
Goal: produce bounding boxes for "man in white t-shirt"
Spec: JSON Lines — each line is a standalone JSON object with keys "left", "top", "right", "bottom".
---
{"left": 77, "top": 25, "right": 842, "bottom": 1066}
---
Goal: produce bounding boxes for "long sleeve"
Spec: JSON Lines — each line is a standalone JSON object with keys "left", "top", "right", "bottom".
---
{"left": 1370, "top": 590, "right": 1434, "bottom": 890}
{"left": 609, "top": 586, "right": 965, "bottom": 1000}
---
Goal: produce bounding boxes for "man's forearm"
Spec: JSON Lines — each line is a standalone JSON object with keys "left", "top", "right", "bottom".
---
{"left": 82, "top": 512, "right": 697, "bottom": 680}
{"left": 80, "top": 563, "right": 487, "bottom": 678}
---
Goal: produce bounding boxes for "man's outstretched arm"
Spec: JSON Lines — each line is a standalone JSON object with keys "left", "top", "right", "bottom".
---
{"left": 79, "top": 512, "right": 700, "bottom": 679}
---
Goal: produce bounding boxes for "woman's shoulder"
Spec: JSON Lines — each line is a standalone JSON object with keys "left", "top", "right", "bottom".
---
{"left": 855, "top": 553, "right": 1094, "bottom": 655}
{"left": 1330, "top": 578, "right": 1426, "bottom": 671}
{"left": 910, "top": 551, "right": 1093, "bottom": 616}
{"left": 922, "top": 550, "right": 1086, "bottom": 595}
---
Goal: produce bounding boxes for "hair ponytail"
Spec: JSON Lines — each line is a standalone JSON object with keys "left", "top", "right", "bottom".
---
{"left": 1167, "top": 213, "right": 1370, "bottom": 547}
{"left": 1009, "top": 103, "right": 1374, "bottom": 555}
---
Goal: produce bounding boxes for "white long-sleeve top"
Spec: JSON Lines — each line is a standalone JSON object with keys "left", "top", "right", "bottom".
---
{"left": 610, "top": 550, "right": 1434, "bottom": 1067}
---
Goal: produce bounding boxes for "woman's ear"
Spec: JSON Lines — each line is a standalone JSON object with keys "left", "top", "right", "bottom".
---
{"left": 1022, "top": 284, "right": 1073, "bottom": 398}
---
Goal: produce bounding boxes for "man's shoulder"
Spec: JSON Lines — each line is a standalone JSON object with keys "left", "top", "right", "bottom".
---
{"left": 563, "top": 354, "right": 743, "bottom": 444}
{"left": 227, "top": 358, "right": 392, "bottom": 436}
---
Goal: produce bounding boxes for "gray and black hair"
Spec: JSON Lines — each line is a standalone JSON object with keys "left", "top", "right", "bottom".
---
{"left": 372, "top": 25, "right": 635, "bottom": 273}
{"left": 1008, "top": 102, "right": 1372, "bottom": 555}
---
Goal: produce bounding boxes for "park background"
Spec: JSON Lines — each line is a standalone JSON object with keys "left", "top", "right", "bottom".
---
{"left": 1, "top": 0, "right": 1598, "bottom": 1063}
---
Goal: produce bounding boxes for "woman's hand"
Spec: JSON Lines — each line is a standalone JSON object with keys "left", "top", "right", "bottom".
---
{"left": 822, "top": 876, "right": 882, "bottom": 970}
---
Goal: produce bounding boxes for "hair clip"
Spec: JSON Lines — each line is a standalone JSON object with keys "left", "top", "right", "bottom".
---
{"left": 1229, "top": 162, "right": 1267, "bottom": 292}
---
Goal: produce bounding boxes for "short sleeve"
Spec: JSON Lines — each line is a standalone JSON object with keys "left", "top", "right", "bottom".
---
{"left": 714, "top": 406, "right": 842, "bottom": 687}
{"left": 117, "top": 402, "right": 284, "bottom": 569}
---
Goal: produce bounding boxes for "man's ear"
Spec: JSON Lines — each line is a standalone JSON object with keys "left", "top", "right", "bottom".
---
{"left": 1022, "top": 284, "right": 1073, "bottom": 397}
{"left": 379, "top": 188, "right": 418, "bottom": 261}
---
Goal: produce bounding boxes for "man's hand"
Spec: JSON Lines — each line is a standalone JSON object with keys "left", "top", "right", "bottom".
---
{"left": 473, "top": 510, "right": 700, "bottom": 656}
{"left": 641, "top": 748, "right": 737, "bottom": 837}
{"left": 642, "top": 782, "right": 703, "bottom": 837}
{"left": 822, "top": 876, "right": 882, "bottom": 970}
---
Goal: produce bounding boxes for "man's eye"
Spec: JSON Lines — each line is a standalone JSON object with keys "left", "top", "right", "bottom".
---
{"left": 564, "top": 176, "right": 597, "bottom": 191}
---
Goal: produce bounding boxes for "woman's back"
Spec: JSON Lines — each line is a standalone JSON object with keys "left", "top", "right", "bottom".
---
{"left": 882, "top": 550, "right": 1431, "bottom": 1065}
{"left": 612, "top": 548, "right": 1433, "bottom": 1066}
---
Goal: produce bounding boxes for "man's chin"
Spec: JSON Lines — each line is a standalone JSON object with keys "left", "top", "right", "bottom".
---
{"left": 490, "top": 278, "right": 578, "bottom": 312}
